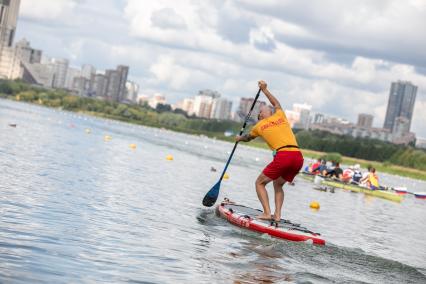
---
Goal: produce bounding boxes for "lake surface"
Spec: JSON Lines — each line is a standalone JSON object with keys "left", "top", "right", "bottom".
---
{"left": 1, "top": 99, "right": 426, "bottom": 283}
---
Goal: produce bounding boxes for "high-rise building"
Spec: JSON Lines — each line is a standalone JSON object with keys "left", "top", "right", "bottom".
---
{"left": 383, "top": 81, "right": 417, "bottom": 132}
{"left": 237, "top": 97, "right": 266, "bottom": 121}
{"left": 191, "top": 90, "right": 222, "bottom": 118}
{"left": 392, "top": 116, "right": 410, "bottom": 138}
{"left": 81, "top": 64, "right": 95, "bottom": 80}
{"left": 117, "top": 65, "right": 129, "bottom": 102}
{"left": 65, "top": 66, "right": 81, "bottom": 89}
{"left": 13, "top": 38, "right": 41, "bottom": 63}
{"left": 72, "top": 76, "right": 90, "bottom": 97}
{"left": 293, "top": 103, "right": 312, "bottom": 129}
{"left": 2, "top": 38, "right": 42, "bottom": 80}
{"left": 181, "top": 98, "right": 194, "bottom": 115}
{"left": 193, "top": 95, "right": 214, "bottom": 118}
{"left": 211, "top": 98, "right": 232, "bottom": 120}
{"left": 25, "top": 62, "right": 54, "bottom": 87}
{"left": 0, "top": 0, "right": 19, "bottom": 48}
{"left": 357, "top": 113, "right": 374, "bottom": 128}
{"left": 105, "top": 69, "right": 120, "bottom": 101}
{"left": 0, "top": 0, "right": 21, "bottom": 79}
{"left": 104, "top": 65, "right": 129, "bottom": 102}
{"left": 313, "top": 113, "right": 325, "bottom": 124}
{"left": 51, "top": 58, "right": 69, "bottom": 89}
{"left": 91, "top": 74, "right": 107, "bottom": 98}
{"left": 125, "top": 80, "right": 139, "bottom": 103}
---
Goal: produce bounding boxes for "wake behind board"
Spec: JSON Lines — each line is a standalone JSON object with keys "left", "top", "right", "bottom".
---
{"left": 216, "top": 200, "right": 325, "bottom": 245}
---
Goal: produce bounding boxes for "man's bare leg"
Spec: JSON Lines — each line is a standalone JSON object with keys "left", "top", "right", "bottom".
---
{"left": 255, "top": 173, "right": 273, "bottom": 219}
{"left": 273, "top": 177, "right": 286, "bottom": 221}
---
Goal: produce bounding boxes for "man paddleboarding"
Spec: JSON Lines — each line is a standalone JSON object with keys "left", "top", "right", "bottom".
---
{"left": 236, "top": 81, "right": 304, "bottom": 222}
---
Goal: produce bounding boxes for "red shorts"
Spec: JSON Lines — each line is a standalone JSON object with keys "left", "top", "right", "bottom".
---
{"left": 263, "top": 151, "right": 304, "bottom": 182}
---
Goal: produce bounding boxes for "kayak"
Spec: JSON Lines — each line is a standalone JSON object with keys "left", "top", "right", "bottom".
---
{"left": 299, "top": 172, "right": 403, "bottom": 203}
{"left": 414, "top": 192, "right": 426, "bottom": 199}
{"left": 393, "top": 187, "right": 408, "bottom": 195}
{"left": 216, "top": 200, "right": 325, "bottom": 245}
{"left": 322, "top": 180, "right": 403, "bottom": 203}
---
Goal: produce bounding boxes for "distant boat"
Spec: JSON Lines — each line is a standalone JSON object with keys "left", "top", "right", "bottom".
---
{"left": 224, "top": 131, "right": 234, "bottom": 137}
{"left": 393, "top": 187, "right": 408, "bottom": 195}
{"left": 414, "top": 192, "right": 426, "bottom": 199}
{"left": 8, "top": 124, "right": 17, "bottom": 127}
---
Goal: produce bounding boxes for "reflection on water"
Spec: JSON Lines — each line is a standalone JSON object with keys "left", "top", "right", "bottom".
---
{"left": 1, "top": 99, "right": 425, "bottom": 283}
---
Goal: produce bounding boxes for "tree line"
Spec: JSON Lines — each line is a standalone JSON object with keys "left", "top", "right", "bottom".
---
{"left": 295, "top": 130, "right": 426, "bottom": 171}
{"left": 0, "top": 80, "right": 242, "bottom": 134}
{"left": 1, "top": 80, "right": 425, "bottom": 171}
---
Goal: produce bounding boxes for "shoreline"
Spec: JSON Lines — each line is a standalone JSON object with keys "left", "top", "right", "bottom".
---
{"left": 2, "top": 97, "right": 426, "bottom": 181}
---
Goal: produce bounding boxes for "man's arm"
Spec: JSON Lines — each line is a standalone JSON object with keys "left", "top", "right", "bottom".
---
{"left": 258, "top": 80, "right": 281, "bottom": 109}
{"left": 236, "top": 134, "right": 256, "bottom": 142}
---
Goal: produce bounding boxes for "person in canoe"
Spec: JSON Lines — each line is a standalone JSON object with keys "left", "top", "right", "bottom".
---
{"left": 325, "top": 162, "right": 343, "bottom": 179}
{"left": 236, "top": 80, "right": 304, "bottom": 222}
{"left": 351, "top": 164, "right": 363, "bottom": 184}
{"left": 310, "top": 158, "right": 321, "bottom": 174}
{"left": 361, "top": 167, "right": 380, "bottom": 190}
{"left": 312, "top": 159, "right": 327, "bottom": 176}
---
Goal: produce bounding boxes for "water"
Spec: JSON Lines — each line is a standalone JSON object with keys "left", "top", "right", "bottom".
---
{"left": 1, "top": 99, "right": 426, "bottom": 283}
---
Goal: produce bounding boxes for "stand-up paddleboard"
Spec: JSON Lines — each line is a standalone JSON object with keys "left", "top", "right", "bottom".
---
{"left": 216, "top": 199, "right": 325, "bottom": 245}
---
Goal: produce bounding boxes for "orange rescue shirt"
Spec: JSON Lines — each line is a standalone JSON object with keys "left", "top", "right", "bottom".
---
{"left": 250, "top": 109, "right": 299, "bottom": 151}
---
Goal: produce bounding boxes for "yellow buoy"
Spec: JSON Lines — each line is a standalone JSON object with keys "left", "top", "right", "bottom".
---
{"left": 85, "top": 128, "right": 91, "bottom": 134}
{"left": 104, "top": 135, "right": 112, "bottom": 141}
{"left": 223, "top": 173, "right": 230, "bottom": 180}
{"left": 310, "top": 201, "right": 320, "bottom": 209}
{"left": 166, "top": 154, "right": 174, "bottom": 161}
{"left": 129, "top": 143, "right": 137, "bottom": 149}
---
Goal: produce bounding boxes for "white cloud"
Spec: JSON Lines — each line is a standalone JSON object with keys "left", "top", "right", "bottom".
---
{"left": 16, "top": 0, "right": 426, "bottom": 136}
{"left": 20, "top": 0, "right": 77, "bottom": 20}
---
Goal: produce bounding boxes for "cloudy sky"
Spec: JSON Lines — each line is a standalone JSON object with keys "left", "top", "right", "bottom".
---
{"left": 17, "top": 0, "right": 426, "bottom": 136}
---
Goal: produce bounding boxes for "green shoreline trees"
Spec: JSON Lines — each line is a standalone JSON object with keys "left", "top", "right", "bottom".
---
{"left": 1, "top": 80, "right": 425, "bottom": 173}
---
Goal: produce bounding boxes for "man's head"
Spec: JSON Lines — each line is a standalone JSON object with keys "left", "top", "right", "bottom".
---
{"left": 258, "top": 105, "right": 274, "bottom": 120}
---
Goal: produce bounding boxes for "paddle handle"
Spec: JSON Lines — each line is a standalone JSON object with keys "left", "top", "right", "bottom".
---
{"left": 219, "top": 88, "right": 261, "bottom": 180}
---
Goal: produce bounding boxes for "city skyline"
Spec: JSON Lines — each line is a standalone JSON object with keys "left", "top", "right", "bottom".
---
{"left": 9, "top": 0, "right": 426, "bottom": 137}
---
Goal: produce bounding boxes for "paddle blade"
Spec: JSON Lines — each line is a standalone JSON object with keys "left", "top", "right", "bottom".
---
{"left": 202, "top": 181, "right": 221, "bottom": 207}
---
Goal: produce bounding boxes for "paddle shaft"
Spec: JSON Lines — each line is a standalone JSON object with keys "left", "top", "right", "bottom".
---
{"left": 218, "top": 89, "right": 261, "bottom": 181}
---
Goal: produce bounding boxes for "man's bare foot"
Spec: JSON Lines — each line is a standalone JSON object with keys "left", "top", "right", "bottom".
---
{"left": 272, "top": 214, "right": 281, "bottom": 222}
{"left": 256, "top": 213, "right": 272, "bottom": 220}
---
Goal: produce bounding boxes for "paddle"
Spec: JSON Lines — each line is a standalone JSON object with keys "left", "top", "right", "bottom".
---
{"left": 202, "top": 88, "right": 262, "bottom": 207}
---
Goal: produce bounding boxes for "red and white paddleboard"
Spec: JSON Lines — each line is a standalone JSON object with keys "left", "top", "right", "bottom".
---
{"left": 216, "top": 201, "right": 325, "bottom": 245}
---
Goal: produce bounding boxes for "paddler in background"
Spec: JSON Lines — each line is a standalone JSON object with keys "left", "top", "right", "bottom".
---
{"left": 361, "top": 167, "right": 380, "bottom": 190}
{"left": 312, "top": 160, "right": 327, "bottom": 176}
{"left": 236, "top": 80, "right": 304, "bottom": 222}
{"left": 351, "top": 164, "right": 363, "bottom": 184}
{"left": 325, "top": 162, "right": 343, "bottom": 179}
{"left": 310, "top": 158, "right": 321, "bottom": 173}
{"left": 341, "top": 165, "right": 354, "bottom": 182}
